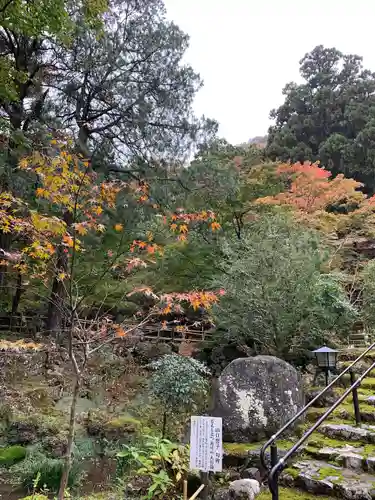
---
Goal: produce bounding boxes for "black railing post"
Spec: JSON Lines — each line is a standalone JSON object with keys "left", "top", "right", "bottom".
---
{"left": 270, "top": 443, "right": 278, "bottom": 467}
{"left": 350, "top": 369, "right": 361, "bottom": 426}
{"left": 270, "top": 470, "right": 279, "bottom": 500}
{"left": 270, "top": 444, "right": 279, "bottom": 500}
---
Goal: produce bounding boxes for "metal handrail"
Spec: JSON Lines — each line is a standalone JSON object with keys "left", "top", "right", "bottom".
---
{"left": 260, "top": 341, "right": 375, "bottom": 472}
{"left": 268, "top": 359, "right": 375, "bottom": 500}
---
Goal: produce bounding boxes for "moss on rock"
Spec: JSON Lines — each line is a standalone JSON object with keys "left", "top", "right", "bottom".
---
{"left": 224, "top": 439, "right": 295, "bottom": 456}
{"left": 0, "top": 445, "right": 26, "bottom": 466}
{"left": 86, "top": 410, "right": 141, "bottom": 440}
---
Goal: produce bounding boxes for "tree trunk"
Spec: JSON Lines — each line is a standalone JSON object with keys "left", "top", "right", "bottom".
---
{"left": 11, "top": 272, "right": 23, "bottom": 316}
{"left": 162, "top": 410, "right": 167, "bottom": 438}
{"left": 58, "top": 368, "right": 80, "bottom": 499}
{"left": 46, "top": 210, "right": 72, "bottom": 333}
{"left": 0, "top": 232, "right": 11, "bottom": 288}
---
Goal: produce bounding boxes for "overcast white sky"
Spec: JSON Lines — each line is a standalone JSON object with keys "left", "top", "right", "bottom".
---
{"left": 164, "top": 0, "right": 375, "bottom": 145}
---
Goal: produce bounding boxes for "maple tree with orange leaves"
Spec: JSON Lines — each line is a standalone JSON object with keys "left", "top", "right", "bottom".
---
{"left": 0, "top": 138, "right": 225, "bottom": 496}
{"left": 256, "top": 161, "right": 364, "bottom": 214}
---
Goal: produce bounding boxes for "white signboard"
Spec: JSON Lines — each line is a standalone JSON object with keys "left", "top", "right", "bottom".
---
{"left": 189, "top": 416, "right": 223, "bottom": 472}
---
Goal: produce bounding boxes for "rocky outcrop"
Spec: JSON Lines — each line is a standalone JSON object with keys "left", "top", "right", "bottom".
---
{"left": 213, "top": 356, "right": 304, "bottom": 442}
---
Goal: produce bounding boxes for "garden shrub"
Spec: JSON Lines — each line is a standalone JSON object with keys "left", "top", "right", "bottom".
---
{"left": 11, "top": 445, "right": 84, "bottom": 493}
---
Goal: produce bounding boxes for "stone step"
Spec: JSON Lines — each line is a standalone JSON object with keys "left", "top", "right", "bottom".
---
{"left": 305, "top": 443, "right": 375, "bottom": 473}
{"left": 339, "top": 349, "right": 375, "bottom": 362}
{"left": 307, "top": 403, "right": 375, "bottom": 424}
{"left": 223, "top": 441, "right": 302, "bottom": 469}
{"left": 282, "top": 459, "right": 375, "bottom": 499}
{"left": 319, "top": 423, "right": 375, "bottom": 443}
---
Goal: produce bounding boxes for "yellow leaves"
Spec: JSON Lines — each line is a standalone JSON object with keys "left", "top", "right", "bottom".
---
{"left": 35, "top": 187, "right": 47, "bottom": 198}
{"left": 31, "top": 213, "right": 65, "bottom": 237}
{"left": 25, "top": 241, "right": 55, "bottom": 260}
{"left": 15, "top": 262, "right": 28, "bottom": 274}
{"left": 162, "top": 304, "right": 172, "bottom": 315}
{"left": 93, "top": 206, "right": 103, "bottom": 216}
{"left": 75, "top": 223, "right": 88, "bottom": 236}
{"left": 19, "top": 158, "right": 29, "bottom": 169}
{"left": 114, "top": 223, "right": 123, "bottom": 232}
{"left": 191, "top": 298, "right": 201, "bottom": 311}
{"left": 0, "top": 339, "right": 42, "bottom": 351}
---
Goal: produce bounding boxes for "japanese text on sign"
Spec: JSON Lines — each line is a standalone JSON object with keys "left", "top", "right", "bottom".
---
{"left": 189, "top": 416, "right": 222, "bottom": 472}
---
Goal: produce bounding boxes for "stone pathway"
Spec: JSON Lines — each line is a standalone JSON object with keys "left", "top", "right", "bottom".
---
{"left": 276, "top": 349, "right": 375, "bottom": 498}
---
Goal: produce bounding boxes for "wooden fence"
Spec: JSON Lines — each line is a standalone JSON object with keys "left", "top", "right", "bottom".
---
{"left": 0, "top": 315, "right": 213, "bottom": 344}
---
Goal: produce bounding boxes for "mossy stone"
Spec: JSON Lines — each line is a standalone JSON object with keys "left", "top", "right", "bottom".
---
{"left": 0, "top": 445, "right": 26, "bottom": 466}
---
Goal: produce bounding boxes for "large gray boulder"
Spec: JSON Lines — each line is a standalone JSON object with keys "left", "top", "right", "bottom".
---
{"left": 214, "top": 479, "right": 260, "bottom": 499}
{"left": 213, "top": 355, "right": 304, "bottom": 442}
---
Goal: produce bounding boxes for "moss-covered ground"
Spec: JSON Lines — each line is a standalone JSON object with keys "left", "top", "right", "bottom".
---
{"left": 257, "top": 488, "right": 332, "bottom": 499}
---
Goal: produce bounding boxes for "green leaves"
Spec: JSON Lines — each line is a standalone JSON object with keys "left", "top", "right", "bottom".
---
{"left": 116, "top": 435, "right": 189, "bottom": 499}
{"left": 149, "top": 354, "right": 210, "bottom": 413}
{"left": 213, "top": 213, "right": 356, "bottom": 360}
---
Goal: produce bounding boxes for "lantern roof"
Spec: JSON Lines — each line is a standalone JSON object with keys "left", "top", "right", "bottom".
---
{"left": 312, "top": 346, "right": 339, "bottom": 353}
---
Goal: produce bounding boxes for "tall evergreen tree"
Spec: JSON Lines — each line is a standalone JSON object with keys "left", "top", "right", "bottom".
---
{"left": 267, "top": 45, "right": 375, "bottom": 192}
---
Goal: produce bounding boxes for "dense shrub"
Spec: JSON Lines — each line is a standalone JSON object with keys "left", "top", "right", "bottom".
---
{"left": 12, "top": 446, "right": 84, "bottom": 493}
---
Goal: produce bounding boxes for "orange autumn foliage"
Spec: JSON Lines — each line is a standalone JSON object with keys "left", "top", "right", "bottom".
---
{"left": 256, "top": 162, "right": 365, "bottom": 214}
{"left": 1, "top": 139, "right": 225, "bottom": 351}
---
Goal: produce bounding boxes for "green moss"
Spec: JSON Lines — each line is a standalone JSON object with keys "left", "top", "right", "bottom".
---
{"left": 19, "top": 496, "right": 48, "bottom": 500}
{"left": 224, "top": 442, "right": 262, "bottom": 455}
{"left": 105, "top": 414, "right": 141, "bottom": 431}
{"left": 11, "top": 411, "right": 66, "bottom": 434}
{"left": 256, "top": 487, "right": 334, "bottom": 499}
{"left": 0, "top": 445, "right": 26, "bottom": 466}
{"left": 304, "top": 432, "right": 366, "bottom": 450}
{"left": 362, "top": 443, "right": 375, "bottom": 457}
{"left": 284, "top": 467, "right": 300, "bottom": 479}
{"left": 312, "top": 465, "right": 343, "bottom": 482}
{"left": 223, "top": 439, "right": 294, "bottom": 456}
{"left": 358, "top": 377, "right": 375, "bottom": 390}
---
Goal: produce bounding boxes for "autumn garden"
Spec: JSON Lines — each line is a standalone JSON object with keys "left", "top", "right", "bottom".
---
{"left": 3, "top": 1, "right": 375, "bottom": 499}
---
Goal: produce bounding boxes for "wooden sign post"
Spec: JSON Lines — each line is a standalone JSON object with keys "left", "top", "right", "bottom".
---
{"left": 188, "top": 416, "right": 223, "bottom": 499}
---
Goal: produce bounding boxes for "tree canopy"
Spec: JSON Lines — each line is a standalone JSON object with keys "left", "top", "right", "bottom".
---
{"left": 267, "top": 45, "right": 375, "bottom": 192}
